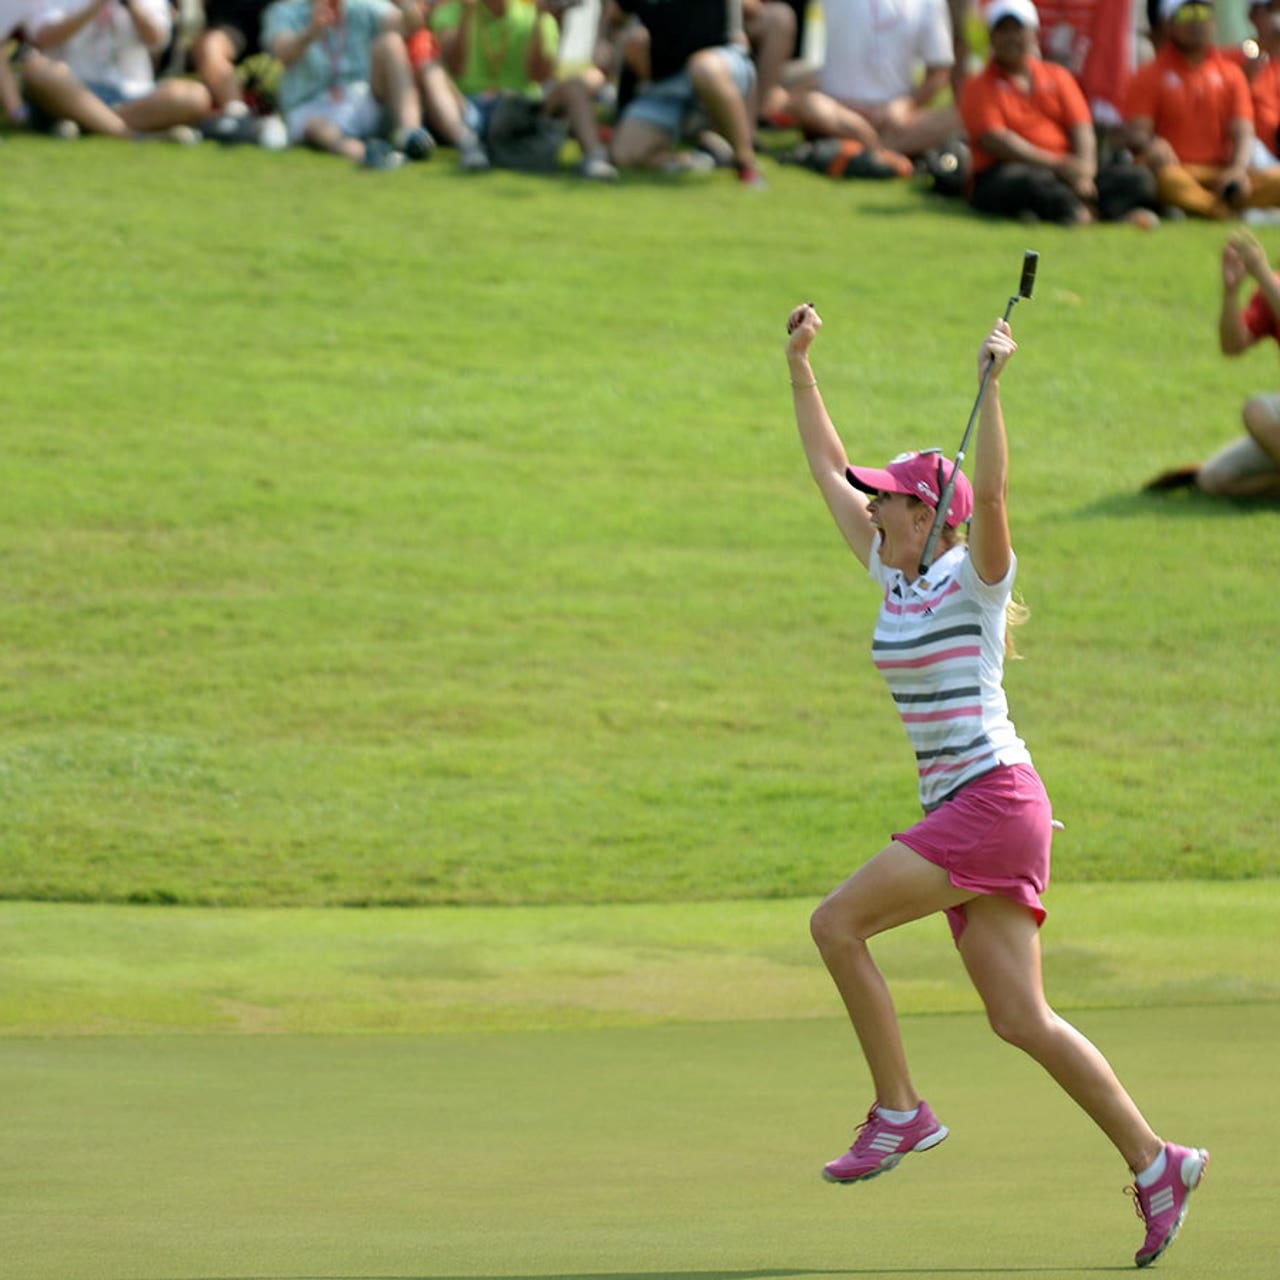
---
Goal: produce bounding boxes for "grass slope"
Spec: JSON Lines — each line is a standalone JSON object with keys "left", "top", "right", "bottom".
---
{"left": 2, "top": 139, "right": 1279, "bottom": 905}
{"left": 2, "top": 883, "right": 1276, "bottom": 1034}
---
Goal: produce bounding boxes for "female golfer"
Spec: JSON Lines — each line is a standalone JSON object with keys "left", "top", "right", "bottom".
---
{"left": 785, "top": 302, "right": 1206, "bottom": 1268}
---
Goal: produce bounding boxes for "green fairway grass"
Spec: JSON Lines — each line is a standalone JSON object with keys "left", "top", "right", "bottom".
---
{"left": 2, "top": 883, "right": 1276, "bottom": 1034}
{"left": 3, "top": 139, "right": 1279, "bottom": 906}
{"left": 3, "top": 1004, "right": 1274, "bottom": 1280}
{"left": 3, "top": 122, "right": 1276, "bottom": 1280}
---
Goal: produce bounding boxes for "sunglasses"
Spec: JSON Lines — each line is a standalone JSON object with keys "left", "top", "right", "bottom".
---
{"left": 1173, "top": 3, "right": 1213, "bottom": 21}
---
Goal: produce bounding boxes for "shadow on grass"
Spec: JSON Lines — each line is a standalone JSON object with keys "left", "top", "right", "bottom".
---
{"left": 1072, "top": 489, "right": 1280, "bottom": 521}
{"left": 140, "top": 1269, "right": 1129, "bottom": 1279}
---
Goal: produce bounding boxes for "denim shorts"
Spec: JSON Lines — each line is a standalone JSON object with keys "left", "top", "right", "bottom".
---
{"left": 26, "top": 78, "right": 131, "bottom": 132}
{"left": 619, "top": 44, "right": 755, "bottom": 139}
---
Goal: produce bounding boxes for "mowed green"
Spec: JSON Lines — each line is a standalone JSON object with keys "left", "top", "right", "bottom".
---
{"left": 3, "top": 138, "right": 1279, "bottom": 906}
{"left": 3, "top": 1005, "right": 1275, "bottom": 1280}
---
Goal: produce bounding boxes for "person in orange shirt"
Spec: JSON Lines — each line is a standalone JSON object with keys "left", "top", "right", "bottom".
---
{"left": 1244, "top": 0, "right": 1280, "bottom": 158}
{"left": 1124, "top": 0, "right": 1280, "bottom": 218}
{"left": 959, "top": 0, "right": 1155, "bottom": 224}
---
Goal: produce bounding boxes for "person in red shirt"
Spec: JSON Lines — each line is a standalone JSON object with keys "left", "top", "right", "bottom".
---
{"left": 1124, "top": 0, "right": 1280, "bottom": 217}
{"left": 1147, "top": 228, "right": 1280, "bottom": 495}
{"left": 1243, "top": 0, "right": 1280, "bottom": 157}
{"left": 959, "top": 0, "right": 1155, "bottom": 224}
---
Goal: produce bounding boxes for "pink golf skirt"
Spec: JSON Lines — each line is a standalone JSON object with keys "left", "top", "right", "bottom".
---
{"left": 893, "top": 763, "right": 1052, "bottom": 943}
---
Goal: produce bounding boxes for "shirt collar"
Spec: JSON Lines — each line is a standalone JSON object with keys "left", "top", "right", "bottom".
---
{"left": 888, "top": 542, "right": 966, "bottom": 597}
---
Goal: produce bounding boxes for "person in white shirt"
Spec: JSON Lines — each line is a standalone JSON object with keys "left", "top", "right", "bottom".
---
{"left": 1, "top": 0, "right": 39, "bottom": 126}
{"left": 788, "top": 0, "right": 960, "bottom": 159}
{"left": 21, "top": 0, "right": 212, "bottom": 138}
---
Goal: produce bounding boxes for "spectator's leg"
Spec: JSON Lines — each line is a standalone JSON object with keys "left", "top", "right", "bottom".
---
{"left": 610, "top": 114, "right": 674, "bottom": 168}
{"left": 189, "top": 26, "right": 244, "bottom": 110}
{"left": 878, "top": 105, "right": 962, "bottom": 159}
{"left": 1095, "top": 157, "right": 1159, "bottom": 221}
{"left": 117, "top": 79, "right": 213, "bottom": 132}
{"left": 745, "top": 1, "right": 796, "bottom": 123}
{"left": 19, "top": 53, "right": 132, "bottom": 137}
{"left": 791, "top": 87, "right": 880, "bottom": 148}
{"left": 1153, "top": 162, "right": 1228, "bottom": 217}
{"left": 302, "top": 115, "right": 365, "bottom": 161}
{"left": 2, "top": 44, "right": 27, "bottom": 121}
{"left": 371, "top": 30, "right": 423, "bottom": 136}
{"left": 416, "top": 60, "right": 475, "bottom": 148}
{"left": 1197, "top": 404, "right": 1280, "bottom": 496}
{"left": 687, "top": 46, "right": 755, "bottom": 170}
{"left": 544, "top": 75, "right": 609, "bottom": 160}
{"left": 971, "top": 162, "right": 1087, "bottom": 224}
{"left": 1243, "top": 165, "right": 1280, "bottom": 208}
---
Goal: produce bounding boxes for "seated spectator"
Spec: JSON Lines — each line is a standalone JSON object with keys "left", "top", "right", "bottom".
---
{"left": 1124, "top": 0, "right": 1280, "bottom": 218}
{"left": 785, "top": 0, "right": 961, "bottom": 163}
{"left": 1035, "top": 0, "right": 1135, "bottom": 134}
{"left": 189, "top": 0, "right": 276, "bottom": 140}
{"left": 960, "top": 0, "right": 1156, "bottom": 224}
{"left": 399, "top": 0, "right": 488, "bottom": 169}
{"left": 2, "top": 0, "right": 36, "bottom": 127}
{"left": 430, "top": 0, "right": 615, "bottom": 180}
{"left": 21, "top": 0, "right": 213, "bottom": 140}
{"left": 606, "top": 0, "right": 764, "bottom": 187}
{"left": 1241, "top": 0, "right": 1280, "bottom": 160}
{"left": 743, "top": 0, "right": 796, "bottom": 128}
{"left": 1147, "top": 229, "right": 1280, "bottom": 496}
{"left": 263, "top": 0, "right": 435, "bottom": 168}
{"left": 948, "top": 0, "right": 972, "bottom": 98}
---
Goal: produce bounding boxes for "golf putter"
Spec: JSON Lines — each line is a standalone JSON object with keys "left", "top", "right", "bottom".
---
{"left": 918, "top": 250, "right": 1038, "bottom": 576}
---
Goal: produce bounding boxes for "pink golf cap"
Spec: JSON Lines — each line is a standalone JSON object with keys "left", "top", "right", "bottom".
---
{"left": 846, "top": 450, "right": 974, "bottom": 528}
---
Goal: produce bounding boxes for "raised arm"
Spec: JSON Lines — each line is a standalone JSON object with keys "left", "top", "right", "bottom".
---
{"left": 785, "top": 304, "right": 876, "bottom": 568}
{"left": 32, "top": 0, "right": 114, "bottom": 51}
{"left": 1222, "top": 228, "right": 1277, "bottom": 356}
{"left": 270, "top": 0, "right": 338, "bottom": 67}
{"left": 968, "top": 318, "right": 1017, "bottom": 586}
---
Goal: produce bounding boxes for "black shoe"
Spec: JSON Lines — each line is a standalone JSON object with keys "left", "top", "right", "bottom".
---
{"left": 1143, "top": 465, "right": 1200, "bottom": 492}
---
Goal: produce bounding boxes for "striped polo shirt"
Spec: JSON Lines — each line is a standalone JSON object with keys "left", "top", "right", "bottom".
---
{"left": 868, "top": 537, "right": 1032, "bottom": 811}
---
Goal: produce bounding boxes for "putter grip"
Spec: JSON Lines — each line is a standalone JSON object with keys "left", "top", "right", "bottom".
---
{"left": 1019, "top": 251, "right": 1039, "bottom": 300}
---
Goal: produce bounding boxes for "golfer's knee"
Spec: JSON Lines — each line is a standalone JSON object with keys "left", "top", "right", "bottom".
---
{"left": 810, "top": 894, "right": 868, "bottom": 954}
{"left": 983, "top": 1000, "right": 1049, "bottom": 1050}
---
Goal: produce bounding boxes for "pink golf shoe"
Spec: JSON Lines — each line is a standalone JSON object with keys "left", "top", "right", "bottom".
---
{"left": 822, "top": 1100, "right": 949, "bottom": 1184}
{"left": 1128, "top": 1142, "right": 1209, "bottom": 1268}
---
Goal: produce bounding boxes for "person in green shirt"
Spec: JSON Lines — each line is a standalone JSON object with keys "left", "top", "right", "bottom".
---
{"left": 431, "top": 0, "right": 616, "bottom": 177}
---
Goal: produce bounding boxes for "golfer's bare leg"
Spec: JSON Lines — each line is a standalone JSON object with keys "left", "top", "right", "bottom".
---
{"left": 959, "top": 893, "right": 1163, "bottom": 1173}
{"left": 810, "top": 841, "right": 971, "bottom": 1111}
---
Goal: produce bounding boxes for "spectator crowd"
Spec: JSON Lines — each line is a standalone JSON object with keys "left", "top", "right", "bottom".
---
{"left": 3, "top": 0, "right": 1280, "bottom": 226}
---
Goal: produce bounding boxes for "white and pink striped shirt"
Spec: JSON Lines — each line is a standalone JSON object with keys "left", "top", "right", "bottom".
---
{"left": 868, "top": 536, "right": 1031, "bottom": 811}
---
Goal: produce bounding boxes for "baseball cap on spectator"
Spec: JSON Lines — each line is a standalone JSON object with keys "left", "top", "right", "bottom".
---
{"left": 986, "top": 0, "right": 1040, "bottom": 29}
{"left": 846, "top": 450, "right": 975, "bottom": 528}
{"left": 1160, "top": 0, "right": 1211, "bottom": 18}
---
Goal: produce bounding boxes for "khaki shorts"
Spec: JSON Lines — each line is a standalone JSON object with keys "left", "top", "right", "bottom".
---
{"left": 1199, "top": 393, "right": 1280, "bottom": 490}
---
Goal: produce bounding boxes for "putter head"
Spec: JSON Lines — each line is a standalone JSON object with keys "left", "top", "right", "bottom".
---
{"left": 1018, "top": 250, "right": 1039, "bottom": 300}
